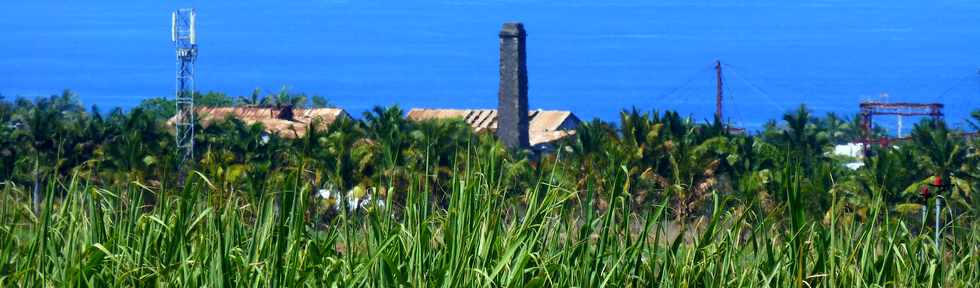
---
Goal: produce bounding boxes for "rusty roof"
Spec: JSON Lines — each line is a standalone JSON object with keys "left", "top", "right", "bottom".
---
{"left": 169, "top": 107, "right": 349, "bottom": 138}
{"left": 406, "top": 108, "right": 579, "bottom": 145}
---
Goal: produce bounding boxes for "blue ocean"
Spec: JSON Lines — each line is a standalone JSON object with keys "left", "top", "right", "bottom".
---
{"left": 2, "top": 1, "right": 979, "bottom": 132}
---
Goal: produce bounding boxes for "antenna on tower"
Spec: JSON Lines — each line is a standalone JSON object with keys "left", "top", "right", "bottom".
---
{"left": 172, "top": 8, "right": 197, "bottom": 171}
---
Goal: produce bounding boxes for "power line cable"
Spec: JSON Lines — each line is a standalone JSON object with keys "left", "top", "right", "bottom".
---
{"left": 722, "top": 72, "right": 746, "bottom": 128}
{"left": 932, "top": 72, "right": 980, "bottom": 129}
{"left": 654, "top": 64, "right": 715, "bottom": 106}
{"left": 722, "top": 63, "right": 786, "bottom": 113}
{"left": 931, "top": 73, "right": 976, "bottom": 103}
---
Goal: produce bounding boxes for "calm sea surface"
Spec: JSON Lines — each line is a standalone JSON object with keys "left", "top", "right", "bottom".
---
{"left": 2, "top": 1, "right": 979, "bottom": 132}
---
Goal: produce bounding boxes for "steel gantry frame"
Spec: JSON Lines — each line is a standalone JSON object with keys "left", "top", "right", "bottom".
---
{"left": 859, "top": 101, "right": 943, "bottom": 146}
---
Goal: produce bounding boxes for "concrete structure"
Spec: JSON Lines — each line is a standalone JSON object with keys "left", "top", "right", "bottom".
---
{"left": 406, "top": 22, "right": 580, "bottom": 151}
{"left": 497, "top": 22, "right": 529, "bottom": 150}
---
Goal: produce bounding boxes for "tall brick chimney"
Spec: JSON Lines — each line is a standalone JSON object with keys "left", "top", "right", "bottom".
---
{"left": 497, "top": 22, "right": 529, "bottom": 149}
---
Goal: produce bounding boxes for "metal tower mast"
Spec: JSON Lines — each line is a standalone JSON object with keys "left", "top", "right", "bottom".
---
{"left": 715, "top": 60, "right": 723, "bottom": 121}
{"left": 172, "top": 9, "right": 197, "bottom": 169}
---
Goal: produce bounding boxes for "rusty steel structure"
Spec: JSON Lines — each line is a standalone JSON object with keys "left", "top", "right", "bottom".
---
{"left": 715, "top": 60, "right": 724, "bottom": 121}
{"left": 859, "top": 101, "right": 943, "bottom": 146}
{"left": 714, "top": 61, "right": 745, "bottom": 134}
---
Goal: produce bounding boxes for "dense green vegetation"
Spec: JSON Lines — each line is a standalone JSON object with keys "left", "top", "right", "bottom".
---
{"left": 1, "top": 90, "right": 978, "bottom": 286}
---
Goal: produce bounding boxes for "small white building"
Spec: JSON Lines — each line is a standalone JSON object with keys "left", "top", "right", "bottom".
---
{"left": 833, "top": 142, "right": 866, "bottom": 171}
{"left": 833, "top": 143, "right": 865, "bottom": 158}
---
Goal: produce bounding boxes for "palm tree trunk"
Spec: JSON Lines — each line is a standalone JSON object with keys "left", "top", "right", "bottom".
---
{"left": 32, "top": 156, "right": 41, "bottom": 215}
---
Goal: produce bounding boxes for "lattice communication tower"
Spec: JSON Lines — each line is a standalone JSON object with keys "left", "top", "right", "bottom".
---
{"left": 172, "top": 8, "right": 197, "bottom": 168}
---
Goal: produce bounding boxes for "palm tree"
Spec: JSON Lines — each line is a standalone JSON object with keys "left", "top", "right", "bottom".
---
{"left": 0, "top": 96, "right": 17, "bottom": 181}
{"left": 101, "top": 108, "right": 169, "bottom": 186}
{"left": 609, "top": 108, "right": 741, "bottom": 217}
{"left": 272, "top": 86, "right": 308, "bottom": 109}
{"left": 196, "top": 115, "right": 287, "bottom": 197}
{"left": 238, "top": 88, "right": 269, "bottom": 107}
{"left": 817, "top": 112, "right": 856, "bottom": 145}
{"left": 905, "top": 120, "right": 975, "bottom": 211}
{"left": 15, "top": 96, "right": 65, "bottom": 214}
{"left": 780, "top": 105, "right": 829, "bottom": 159}
{"left": 53, "top": 106, "right": 105, "bottom": 180}
{"left": 311, "top": 95, "right": 331, "bottom": 108}
{"left": 825, "top": 144, "right": 924, "bottom": 225}
{"left": 59, "top": 106, "right": 112, "bottom": 183}
{"left": 669, "top": 135, "right": 739, "bottom": 218}
{"left": 615, "top": 108, "right": 667, "bottom": 204}
{"left": 966, "top": 109, "right": 980, "bottom": 131}
{"left": 194, "top": 91, "right": 235, "bottom": 107}
{"left": 569, "top": 119, "right": 617, "bottom": 193}
{"left": 863, "top": 146, "right": 922, "bottom": 203}
{"left": 406, "top": 118, "right": 474, "bottom": 199}
{"left": 289, "top": 114, "right": 372, "bottom": 195}
{"left": 726, "top": 135, "right": 783, "bottom": 214}
{"left": 362, "top": 106, "right": 413, "bottom": 189}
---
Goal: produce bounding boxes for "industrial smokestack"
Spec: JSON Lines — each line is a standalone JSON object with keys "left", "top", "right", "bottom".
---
{"left": 497, "top": 22, "right": 529, "bottom": 149}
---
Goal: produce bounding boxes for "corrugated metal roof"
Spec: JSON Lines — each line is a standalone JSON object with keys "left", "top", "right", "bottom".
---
{"left": 406, "top": 108, "right": 579, "bottom": 145}
{"left": 528, "top": 109, "right": 578, "bottom": 132}
{"left": 169, "top": 107, "right": 348, "bottom": 138}
{"left": 295, "top": 108, "right": 348, "bottom": 124}
{"left": 407, "top": 109, "right": 497, "bottom": 131}
{"left": 530, "top": 130, "right": 576, "bottom": 147}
